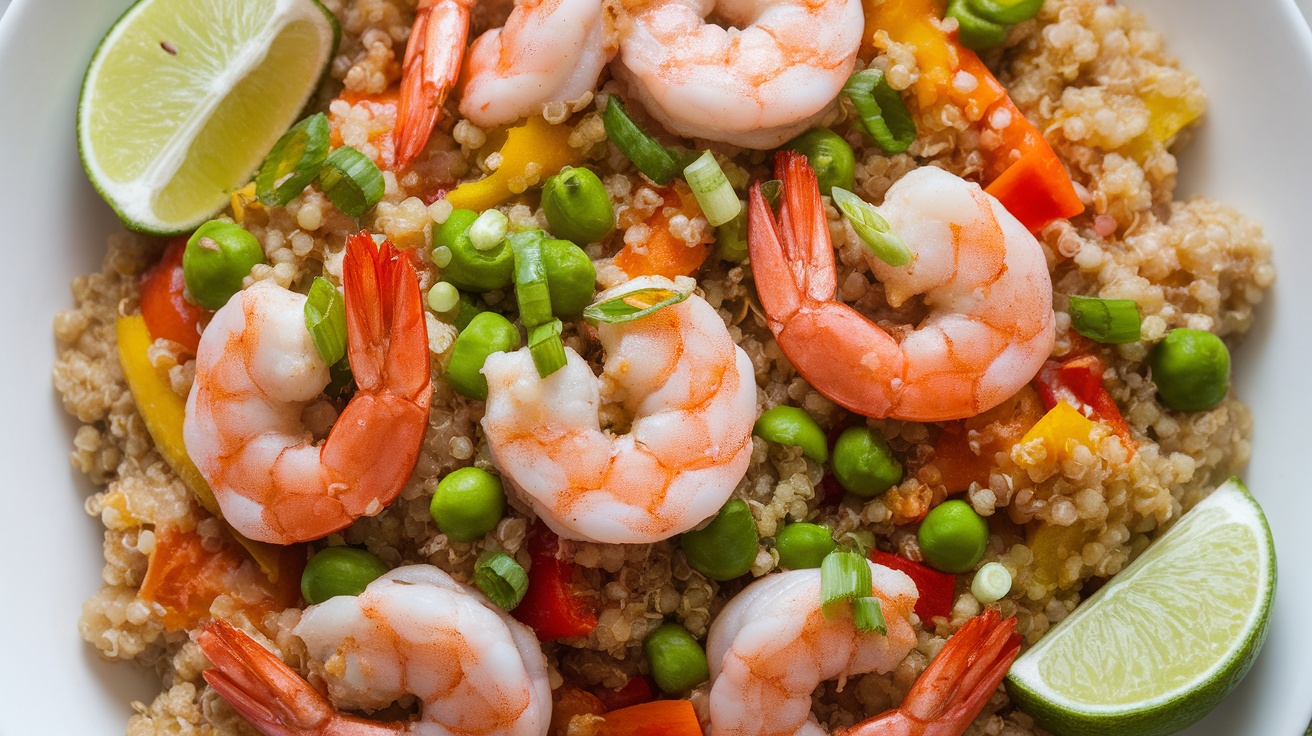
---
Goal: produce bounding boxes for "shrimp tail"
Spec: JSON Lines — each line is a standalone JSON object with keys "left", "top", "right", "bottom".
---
{"left": 839, "top": 609, "right": 1021, "bottom": 736}
{"left": 196, "top": 620, "right": 401, "bottom": 736}
{"left": 395, "top": 0, "right": 471, "bottom": 168}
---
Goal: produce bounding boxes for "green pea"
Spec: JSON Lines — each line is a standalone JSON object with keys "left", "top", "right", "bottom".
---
{"left": 643, "top": 622, "right": 710, "bottom": 693}
{"left": 753, "top": 406, "right": 828, "bottom": 463}
{"left": 300, "top": 547, "right": 389, "bottom": 605}
{"left": 446, "top": 312, "right": 521, "bottom": 400}
{"left": 429, "top": 467, "right": 506, "bottom": 542}
{"left": 1150, "top": 328, "right": 1231, "bottom": 411}
{"left": 183, "top": 219, "right": 266, "bottom": 310}
{"left": 542, "top": 166, "right": 615, "bottom": 246}
{"left": 917, "top": 499, "right": 989, "bottom": 573}
{"left": 680, "top": 499, "right": 759, "bottom": 581}
{"left": 946, "top": 0, "right": 1009, "bottom": 50}
{"left": 542, "top": 238, "right": 597, "bottom": 317}
{"left": 436, "top": 209, "right": 514, "bottom": 292}
{"left": 832, "top": 427, "right": 903, "bottom": 497}
{"left": 784, "top": 128, "right": 855, "bottom": 197}
{"left": 774, "top": 523, "right": 837, "bottom": 570}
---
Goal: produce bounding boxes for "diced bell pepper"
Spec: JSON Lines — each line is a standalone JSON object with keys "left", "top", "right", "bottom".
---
{"left": 445, "top": 116, "right": 585, "bottom": 211}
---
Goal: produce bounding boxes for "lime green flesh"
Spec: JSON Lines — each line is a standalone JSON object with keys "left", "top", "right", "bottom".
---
{"left": 1006, "top": 477, "right": 1275, "bottom": 736}
{"left": 80, "top": 0, "right": 337, "bottom": 234}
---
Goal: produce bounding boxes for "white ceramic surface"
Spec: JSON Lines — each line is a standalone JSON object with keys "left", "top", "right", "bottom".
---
{"left": 1, "top": 0, "right": 1310, "bottom": 733}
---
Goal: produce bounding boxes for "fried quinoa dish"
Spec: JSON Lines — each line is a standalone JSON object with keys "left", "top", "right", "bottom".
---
{"left": 53, "top": 0, "right": 1274, "bottom": 734}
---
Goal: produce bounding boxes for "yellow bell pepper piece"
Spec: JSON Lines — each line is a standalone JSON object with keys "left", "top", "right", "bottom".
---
{"left": 1026, "top": 521, "right": 1089, "bottom": 588}
{"left": 230, "top": 182, "right": 260, "bottom": 225}
{"left": 1121, "top": 89, "right": 1205, "bottom": 163}
{"left": 445, "top": 116, "right": 584, "bottom": 211}
{"left": 116, "top": 316, "right": 290, "bottom": 582}
{"left": 1021, "top": 401, "right": 1098, "bottom": 462}
{"left": 862, "top": 0, "right": 955, "bottom": 109}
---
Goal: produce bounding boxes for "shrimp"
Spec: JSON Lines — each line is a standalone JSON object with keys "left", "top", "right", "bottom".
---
{"left": 183, "top": 232, "right": 432, "bottom": 545}
{"left": 748, "top": 151, "right": 1055, "bottom": 422}
{"left": 613, "top": 0, "right": 864, "bottom": 149}
{"left": 706, "top": 563, "right": 1020, "bottom": 736}
{"left": 196, "top": 565, "right": 552, "bottom": 736}
{"left": 394, "top": 0, "right": 475, "bottom": 168}
{"left": 480, "top": 276, "right": 756, "bottom": 544}
{"left": 459, "top": 0, "right": 619, "bottom": 129}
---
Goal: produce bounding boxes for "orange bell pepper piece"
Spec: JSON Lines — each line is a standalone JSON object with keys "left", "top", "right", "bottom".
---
{"left": 613, "top": 182, "right": 711, "bottom": 279}
{"left": 1021, "top": 401, "right": 1098, "bottom": 462}
{"left": 139, "top": 239, "right": 206, "bottom": 354}
{"left": 932, "top": 385, "right": 1045, "bottom": 493}
{"left": 597, "top": 700, "right": 702, "bottom": 736}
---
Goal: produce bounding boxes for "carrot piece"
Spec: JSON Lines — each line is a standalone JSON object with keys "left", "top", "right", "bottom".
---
{"left": 932, "top": 385, "right": 1045, "bottom": 493}
{"left": 327, "top": 89, "right": 400, "bottom": 170}
{"left": 984, "top": 143, "right": 1086, "bottom": 232}
{"left": 598, "top": 700, "right": 702, "bottom": 736}
{"left": 139, "top": 238, "right": 206, "bottom": 354}
{"left": 613, "top": 183, "right": 711, "bottom": 279}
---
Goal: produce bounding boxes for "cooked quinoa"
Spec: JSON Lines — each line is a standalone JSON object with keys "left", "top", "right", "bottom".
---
{"left": 52, "top": 0, "right": 1273, "bottom": 733}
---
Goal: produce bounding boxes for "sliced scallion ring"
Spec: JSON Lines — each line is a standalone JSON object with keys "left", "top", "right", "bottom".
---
{"left": 304, "top": 276, "right": 347, "bottom": 366}
{"left": 603, "top": 96, "right": 681, "bottom": 185}
{"left": 318, "top": 145, "right": 384, "bottom": 218}
{"left": 509, "top": 230, "right": 554, "bottom": 328}
{"left": 528, "top": 319, "right": 567, "bottom": 378}
{"left": 257, "top": 113, "right": 331, "bottom": 207}
{"left": 842, "top": 69, "right": 917, "bottom": 154}
{"left": 584, "top": 287, "right": 690, "bottom": 325}
{"left": 820, "top": 550, "right": 873, "bottom": 613}
{"left": 683, "top": 151, "right": 742, "bottom": 227}
{"left": 473, "top": 551, "right": 529, "bottom": 611}
{"left": 715, "top": 210, "right": 748, "bottom": 264}
{"left": 831, "top": 188, "right": 912, "bottom": 267}
{"left": 852, "top": 596, "right": 887, "bottom": 634}
{"left": 1068, "top": 295, "right": 1142, "bottom": 344}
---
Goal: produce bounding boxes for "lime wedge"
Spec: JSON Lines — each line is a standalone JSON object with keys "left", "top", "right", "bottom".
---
{"left": 78, "top": 0, "right": 339, "bottom": 234}
{"left": 1006, "top": 477, "right": 1275, "bottom": 736}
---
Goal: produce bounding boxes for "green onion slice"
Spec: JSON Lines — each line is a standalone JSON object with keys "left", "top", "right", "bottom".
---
{"left": 683, "top": 151, "right": 742, "bottom": 227}
{"left": 715, "top": 210, "right": 748, "bottom": 264}
{"left": 304, "top": 277, "right": 348, "bottom": 366}
{"left": 318, "top": 145, "right": 385, "bottom": 218}
{"left": 852, "top": 596, "right": 887, "bottom": 634}
{"left": 821, "top": 551, "right": 873, "bottom": 612}
{"left": 1068, "top": 295, "right": 1142, "bottom": 344}
{"left": 946, "top": 0, "right": 1009, "bottom": 50}
{"left": 965, "top": 0, "right": 1044, "bottom": 25}
{"left": 509, "top": 230, "right": 554, "bottom": 328}
{"left": 257, "top": 113, "right": 331, "bottom": 207}
{"left": 603, "top": 96, "right": 681, "bottom": 186}
{"left": 759, "top": 179, "right": 783, "bottom": 212}
{"left": 584, "top": 287, "right": 690, "bottom": 325}
{"left": 842, "top": 69, "right": 917, "bottom": 155}
{"left": 474, "top": 551, "right": 529, "bottom": 611}
{"left": 325, "top": 358, "right": 355, "bottom": 400}
{"left": 831, "top": 188, "right": 912, "bottom": 267}
{"left": 528, "top": 319, "right": 567, "bottom": 378}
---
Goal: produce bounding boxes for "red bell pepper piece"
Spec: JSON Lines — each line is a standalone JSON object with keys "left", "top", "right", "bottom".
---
{"left": 869, "top": 550, "right": 956, "bottom": 622}
{"left": 1033, "top": 354, "right": 1135, "bottom": 449}
{"left": 513, "top": 524, "right": 598, "bottom": 641}
{"left": 593, "top": 676, "right": 655, "bottom": 712}
{"left": 139, "top": 237, "right": 206, "bottom": 354}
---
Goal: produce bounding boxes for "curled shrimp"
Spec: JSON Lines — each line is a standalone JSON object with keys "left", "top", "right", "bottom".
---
{"left": 183, "top": 232, "right": 432, "bottom": 544}
{"left": 394, "top": 0, "right": 475, "bottom": 168}
{"left": 706, "top": 563, "right": 1020, "bottom": 736}
{"left": 197, "top": 565, "right": 552, "bottom": 736}
{"left": 613, "top": 0, "right": 864, "bottom": 148}
{"left": 459, "top": 0, "right": 619, "bottom": 129}
{"left": 748, "top": 152, "right": 1055, "bottom": 422}
{"left": 480, "top": 276, "right": 757, "bottom": 544}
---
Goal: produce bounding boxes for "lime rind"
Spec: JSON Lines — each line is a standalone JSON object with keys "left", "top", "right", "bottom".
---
{"left": 1006, "top": 477, "right": 1275, "bottom": 736}
{"left": 77, "top": 0, "right": 339, "bottom": 235}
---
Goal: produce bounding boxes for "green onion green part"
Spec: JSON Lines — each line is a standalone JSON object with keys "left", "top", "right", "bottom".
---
{"left": 831, "top": 188, "right": 912, "bottom": 267}
{"left": 318, "top": 145, "right": 384, "bottom": 218}
{"left": 965, "top": 0, "right": 1044, "bottom": 24}
{"left": 1068, "top": 295, "right": 1142, "bottom": 344}
{"left": 602, "top": 96, "right": 681, "bottom": 185}
{"left": 683, "top": 151, "right": 742, "bottom": 227}
{"left": 946, "top": 0, "right": 1009, "bottom": 50}
{"left": 528, "top": 319, "right": 567, "bottom": 378}
{"left": 971, "top": 562, "right": 1013, "bottom": 604}
{"left": 469, "top": 209, "right": 509, "bottom": 252}
{"left": 842, "top": 69, "right": 917, "bottom": 154}
{"left": 852, "top": 596, "right": 887, "bottom": 634}
{"left": 509, "top": 230, "right": 554, "bottom": 328}
{"left": 584, "top": 287, "right": 690, "bottom": 325}
{"left": 304, "top": 277, "right": 348, "bottom": 366}
{"left": 256, "top": 113, "right": 331, "bottom": 207}
{"left": 715, "top": 210, "right": 748, "bottom": 264}
{"left": 473, "top": 552, "right": 529, "bottom": 611}
{"left": 821, "top": 551, "right": 874, "bottom": 611}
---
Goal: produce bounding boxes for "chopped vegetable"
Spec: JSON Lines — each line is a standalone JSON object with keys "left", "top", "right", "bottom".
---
{"left": 965, "top": 0, "right": 1044, "bottom": 24}
{"left": 318, "top": 145, "right": 385, "bottom": 217}
{"left": 971, "top": 561, "right": 1013, "bottom": 603}
{"left": 584, "top": 287, "right": 689, "bottom": 325}
{"left": 542, "top": 166, "right": 616, "bottom": 245}
{"left": 947, "top": 0, "right": 1009, "bottom": 50}
{"left": 304, "top": 277, "right": 348, "bottom": 366}
{"left": 602, "top": 96, "right": 681, "bottom": 185}
{"left": 852, "top": 596, "right": 887, "bottom": 634}
{"left": 841, "top": 68, "right": 917, "bottom": 154}
{"left": 592, "top": 677, "right": 655, "bottom": 711}
{"left": 1068, "top": 295, "right": 1142, "bottom": 344}
{"left": 1021, "top": 401, "right": 1097, "bottom": 461}
{"left": 510, "top": 230, "right": 554, "bottom": 328}
{"left": 785, "top": 128, "right": 855, "bottom": 196}
{"left": 714, "top": 210, "right": 749, "bottom": 263}
{"left": 683, "top": 150, "right": 741, "bottom": 227}
{"left": 932, "top": 386, "right": 1044, "bottom": 492}
{"left": 512, "top": 524, "right": 598, "bottom": 641}
{"left": 256, "top": 112, "right": 331, "bottom": 206}
{"left": 445, "top": 116, "right": 584, "bottom": 211}
{"left": 820, "top": 550, "right": 874, "bottom": 609}
{"left": 596, "top": 700, "right": 703, "bottom": 736}
{"left": 474, "top": 551, "right": 530, "bottom": 611}
{"left": 300, "top": 547, "right": 388, "bottom": 604}
{"left": 831, "top": 187, "right": 912, "bottom": 267}
{"left": 869, "top": 550, "right": 956, "bottom": 622}
{"left": 613, "top": 183, "right": 712, "bottom": 279}
{"left": 139, "top": 237, "right": 206, "bottom": 353}
{"left": 1033, "top": 354, "right": 1134, "bottom": 449}
{"left": 528, "top": 319, "right": 568, "bottom": 378}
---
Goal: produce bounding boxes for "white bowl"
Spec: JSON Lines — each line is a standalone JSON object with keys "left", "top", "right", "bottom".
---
{"left": 1, "top": 0, "right": 1309, "bottom": 733}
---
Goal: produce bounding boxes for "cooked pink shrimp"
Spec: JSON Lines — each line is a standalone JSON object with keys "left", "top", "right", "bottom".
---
{"left": 197, "top": 565, "right": 552, "bottom": 736}
{"left": 748, "top": 151, "right": 1055, "bottom": 422}
{"left": 480, "top": 276, "right": 756, "bottom": 544}
{"left": 613, "top": 0, "right": 864, "bottom": 148}
{"left": 183, "top": 232, "right": 432, "bottom": 544}
{"left": 459, "top": 0, "right": 618, "bottom": 128}
{"left": 707, "top": 565, "right": 1020, "bottom": 736}
{"left": 394, "top": 0, "right": 475, "bottom": 168}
